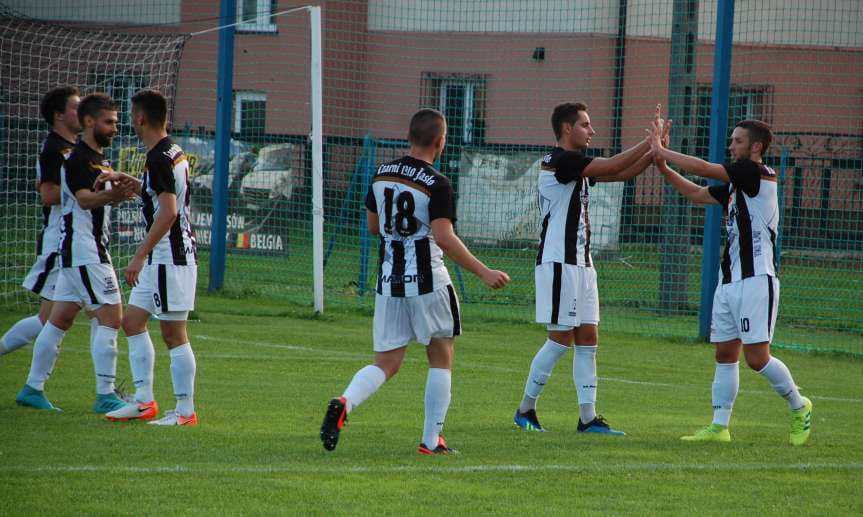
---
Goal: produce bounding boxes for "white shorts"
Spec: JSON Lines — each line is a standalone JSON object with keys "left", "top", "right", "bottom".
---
{"left": 128, "top": 264, "right": 197, "bottom": 320}
{"left": 535, "top": 262, "right": 599, "bottom": 330}
{"left": 710, "top": 275, "right": 779, "bottom": 345}
{"left": 53, "top": 263, "right": 122, "bottom": 310}
{"left": 22, "top": 252, "right": 61, "bottom": 300}
{"left": 373, "top": 285, "right": 461, "bottom": 352}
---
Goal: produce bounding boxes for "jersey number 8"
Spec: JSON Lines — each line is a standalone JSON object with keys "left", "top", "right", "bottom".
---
{"left": 383, "top": 187, "right": 418, "bottom": 237}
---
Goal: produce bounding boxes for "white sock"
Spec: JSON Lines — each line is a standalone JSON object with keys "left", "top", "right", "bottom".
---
{"left": 422, "top": 368, "right": 452, "bottom": 448}
{"left": 92, "top": 326, "right": 119, "bottom": 395}
{"left": 1, "top": 315, "right": 43, "bottom": 355}
{"left": 574, "top": 345, "right": 598, "bottom": 423}
{"left": 26, "top": 322, "right": 65, "bottom": 391}
{"left": 519, "top": 339, "right": 569, "bottom": 413}
{"left": 758, "top": 356, "right": 805, "bottom": 410}
{"left": 342, "top": 364, "right": 386, "bottom": 413}
{"left": 128, "top": 332, "right": 156, "bottom": 403}
{"left": 170, "top": 343, "right": 196, "bottom": 416}
{"left": 90, "top": 318, "right": 99, "bottom": 348}
{"left": 711, "top": 362, "right": 739, "bottom": 427}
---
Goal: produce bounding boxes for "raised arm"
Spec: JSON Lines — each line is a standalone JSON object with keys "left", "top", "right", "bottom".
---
{"left": 656, "top": 162, "right": 719, "bottom": 205}
{"left": 582, "top": 137, "right": 650, "bottom": 178}
{"left": 593, "top": 149, "right": 653, "bottom": 183}
{"left": 653, "top": 147, "right": 729, "bottom": 182}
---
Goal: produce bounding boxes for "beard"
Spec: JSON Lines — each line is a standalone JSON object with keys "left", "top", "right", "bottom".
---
{"left": 94, "top": 130, "right": 113, "bottom": 148}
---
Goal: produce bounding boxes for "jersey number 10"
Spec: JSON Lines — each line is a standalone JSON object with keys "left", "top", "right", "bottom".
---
{"left": 383, "top": 187, "right": 418, "bottom": 237}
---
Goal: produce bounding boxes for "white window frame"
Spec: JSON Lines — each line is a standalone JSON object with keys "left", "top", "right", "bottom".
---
{"left": 438, "top": 80, "right": 477, "bottom": 145}
{"left": 237, "top": 0, "right": 277, "bottom": 33}
{"left": 234, "top": 91, "right": 267, "bottom": 133}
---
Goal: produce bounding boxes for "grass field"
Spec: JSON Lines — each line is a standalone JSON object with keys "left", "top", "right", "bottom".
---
{"left": 1, "top": 293, "right": 861, "bottom": 515}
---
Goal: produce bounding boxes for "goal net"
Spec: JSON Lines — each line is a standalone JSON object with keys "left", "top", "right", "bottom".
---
{"left": 0, "top": 4, "right": 187, "bottom": 305}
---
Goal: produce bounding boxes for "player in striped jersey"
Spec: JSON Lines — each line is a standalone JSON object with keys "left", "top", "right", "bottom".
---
{"left": 15, "top": 93, "right": 136, "bottom": 412}
{"left": 649, "top": 118, "right": 812, "bottom": 446}
{"left": 2, "top": 87, "right": 92, "bottom": 359}
{"left": 514, "top": 103, "right": 666, "bottom": 435}
{"left": 98, "top": 90, "right": 199, "bottom": 426}
{"left": 320, "top": 109, "right": 510, "bottom": 454}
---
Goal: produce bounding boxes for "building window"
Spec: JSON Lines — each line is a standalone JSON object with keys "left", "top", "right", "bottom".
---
{"left": 695, "top": 84, "right": 772, "bottom": 159}
{"left": 421, "top": 73, "right": 487, "bottom": 147}
{"left": 93, "top": 74, "right": 146, "bottom": 132}
{"left": 234, "top": 91, "right": 267, "bottom": 136}
{"left": 237, "top": 0, "right": 277, "bottom": 33}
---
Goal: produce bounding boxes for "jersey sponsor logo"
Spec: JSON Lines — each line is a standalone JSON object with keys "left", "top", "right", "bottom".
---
{"left": 380, "top": 273, "right": 425, "bottom": 284}
{"left": 103, "top": 274, "right": 118, "bottom": 295}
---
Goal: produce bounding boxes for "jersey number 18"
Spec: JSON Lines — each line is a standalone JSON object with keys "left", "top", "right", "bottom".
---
{"left": 383, "top": 187, "right": 417, "bottom": 237}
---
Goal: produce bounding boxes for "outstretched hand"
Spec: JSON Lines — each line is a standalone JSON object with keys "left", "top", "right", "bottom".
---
{"left": 95, "top": 171, "right": 138, "bottom": 201}
{"left": 646, "top": 106, "right": 672, "bottom": 166}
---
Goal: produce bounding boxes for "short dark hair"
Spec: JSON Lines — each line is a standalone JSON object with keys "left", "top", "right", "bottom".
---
{"left": 408, "top": 108, "right": 446, "bottom": 147}
{"left": 736, "top": 119, "right": 772, "bottom": 154}
{"left": 77, "top": 93, "right": 117, "bottom": 127}
{"left": 131, "top": 89, "right": 168, "bottom": 128}
{"left": 40, "top": 86, "right": 79, "bottom": 126}
{"left": 552, "top": 102, "right": 588, "bottom": 140}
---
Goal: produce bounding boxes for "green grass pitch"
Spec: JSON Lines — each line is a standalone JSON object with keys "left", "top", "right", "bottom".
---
{"left": 1, "top": 293, "right": 861, "bottom": 515}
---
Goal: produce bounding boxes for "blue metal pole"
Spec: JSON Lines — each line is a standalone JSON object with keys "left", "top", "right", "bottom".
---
{"left": 358, "top": 133, "right": 375, "bottom": 294}
{"left": 698, "top": 0, "right": 735, "bottom": 339}
{"left": 208, "top": 0, "right": 236, "bottom": 292}
{"left": 776, "top": 146, "right": 787, "bottom": 271}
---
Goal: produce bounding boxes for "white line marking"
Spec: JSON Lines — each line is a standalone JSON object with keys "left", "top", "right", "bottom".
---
{"left": 43, "top": 330, "right": 863, "bottom": 404}
{"left": 0, "top": 463, "right": 860, "bottom": 474}
{"left": 193, "top": 334, "right": 863, "bottom": 404}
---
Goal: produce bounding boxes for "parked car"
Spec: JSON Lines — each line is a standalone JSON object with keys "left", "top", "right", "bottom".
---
{"left": 239, "top": 143, "right": 297, "bottom": 228}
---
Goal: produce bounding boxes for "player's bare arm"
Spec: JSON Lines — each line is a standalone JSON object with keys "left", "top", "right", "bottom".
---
{"left": 649, "top": 118, "right": 717, "bottom": 205}
{"left": 430, "top": 218, "right": 509, "bottom": 289}
{"left": 582, "top": 137, "right": 650, "bottom": 178}
{"left": 94, "top": 170, "right": 142, "bottom": 196}
{"left": 38, "top": 181, "right": 60, "bottom": 206}
{"left": 125, "top": 192, "right": 178, "bottom": 287}
{"left": 366, "top": 210, "right": 380, "bottom": 236}
{"left": 650, "top": 119, "right": 728, "bottom": 181}
{"left": 593, "top": 149, "right": 653, "bottom": 183}
{"left": 583, "top": 103, "right": 666, "bottom": 178}
{"left": 74, "top": 182, "right": 134, "bottom": 210}
{"left": 656, "top": 162, "right": 718, "bottom": 206}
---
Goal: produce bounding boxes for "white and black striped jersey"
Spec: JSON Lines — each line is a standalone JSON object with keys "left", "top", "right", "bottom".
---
{"left": 141, "top": 136, "right": 196, "bottom": 266}
{"left": 708, "top": 159, "right": 779, "bottom": 284}
{"left": 59, "top": 141, "right": 113, "bottom": 267}
{"left": 35, "top": 131, "right": 75, "bottom": 257}
{"left": 536, "top": 147, "right": 596, "bottom": 267}
{"left": 364, "top": 156, "right": 455, "bottom": 297}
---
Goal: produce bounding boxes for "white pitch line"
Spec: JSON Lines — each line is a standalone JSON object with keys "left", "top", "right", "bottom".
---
{"left": 43, "top": 330, "right": 863, "bottom": 404}
{"left": 193, "top": 333, "right": 863, "bottom": 404}
{"left": 0, "top": 463, "right": 860, "bottom": 475}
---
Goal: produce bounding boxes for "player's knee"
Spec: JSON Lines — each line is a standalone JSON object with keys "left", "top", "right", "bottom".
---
{"left": 715, "top": 350, "right": 737, "bottom": 363}
{"left": 744, "top": 355, "right": 768, "bottom": 371}
{"left": 160, "top": 328, "right": 178, "bottom": 346}
{"left": 50, "top": 315, "right": 74, "bottom": 331}
{"left": 375, "top": 361, "right": 401, "bottom": 379}
{"left": 122, "top": 317, "right": 145, "bottom": 336}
